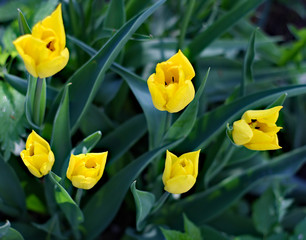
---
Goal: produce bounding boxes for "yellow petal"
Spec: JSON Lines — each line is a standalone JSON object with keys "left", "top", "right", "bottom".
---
{"left": 39, "top": 4, "right": 66, "bottom": 49}
{"left": 164, "top": 175, "right": 196, "bottom": 194}
{"left": 232, "top": 119, "right": 254, "bottom": 145}
{"left": 179, "top": 149, "right": 200, "bottom": 178}
{"left": 244, "top": 129, "right": 281, "bottom": 150}
{"left": 166, "top": 80, "right": 195, "bottom": 113}
{"left": 147, "top": 74, "right": 167, "bottom": 111}
{"left": 37, "top": 48, "right": 69, "bottom": 78}
{"left": 168, "top": 50, "right": 195, "bottom": 81}
{"left": 31, "top": 130, "right": 51, "bottom": 151}
{"left": 71, "top": 175, "right": 98, "bottom": 190}
{"left": 66, "top": 154, "right": 77, "bottom": 179}
{"left": 242, "top": 106, "right": 283, "bottom": 125}
{"left": 162, "top": 150, "right": 177, "bottom": 184}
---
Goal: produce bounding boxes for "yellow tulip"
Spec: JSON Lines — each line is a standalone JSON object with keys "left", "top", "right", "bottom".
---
{"left": 20, "top": 130, "right": 55, "bottom": 178}
{"left": 232, "top": 106, "right": 283, "bottom": 150}
{"left": 162, "top": 150, "right": 200, "bottom": 194}
{"left": 13, "top": 4, "right": 69, "bottom": 78}
{"left": 66, "top": 152, "right": 108, "bottom": 190}
{"left": 147, "top": 50, "right": 195, "bottom": 113}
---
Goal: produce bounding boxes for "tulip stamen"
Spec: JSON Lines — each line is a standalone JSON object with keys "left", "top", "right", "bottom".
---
{"left": 46, "top": 41, "right": 55, "bottom": 51}
{"left": 29, "top": 144, "right": 34, "bottom": 156}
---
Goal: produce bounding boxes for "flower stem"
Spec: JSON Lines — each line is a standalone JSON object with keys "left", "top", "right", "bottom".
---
{"left": 75, "top": 189, "right": 83, "bottom": 206}
{"left": 151, "top": 191, "right": 170, "bottom": 215}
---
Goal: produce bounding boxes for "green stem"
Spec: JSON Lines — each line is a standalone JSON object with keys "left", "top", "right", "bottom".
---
{"left": 151, "top": 191, "right": 170, "bottom": 215}
{"left": 178, "top": 0, "right": 196, "bottom": 50}
{"left": 75, "top": 189, "right": 83, "bottom": 206}
{"left": 33, "top": 77, "right": 44, "bottom": 125}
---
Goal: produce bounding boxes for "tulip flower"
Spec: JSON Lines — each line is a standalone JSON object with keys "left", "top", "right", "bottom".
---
{"left": 20, "top": 130, "right": 55, "bottom": 178}
{"left": 162, "top": 150, "right": 200, "bottom": 194}
{"left": 66, "top": 152, "right": 108, "bottom": 190}
{"left": 147, "top": 50, "right": 195, "bottom": 113}
{"left": 232, "top": 106, "right": 283, "bottom": 150}
{"left": 13, "top": 4, "right": 69, "bottom": 78}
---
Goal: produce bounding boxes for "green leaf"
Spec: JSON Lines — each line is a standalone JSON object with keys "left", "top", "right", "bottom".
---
{"left": 165, "top": 146, "right": 306, "bottom": 225}
{"left": 0, "top": 81, "right": 26, "bottom": 160}
{"left": 33, "top": 78, "right": 46, "bottom": 126}
{"left": 187, "top": 0, "right": 265, "bottom": 59}
{"left": 1, "top": 228, "right": 24, "bottom": 240}
{"left": 290, "top": 217, "right": 306, "bottom": 240}
{"left": 0, "top": 221, "right": 10, "bottom": 237}
{"left": 183, "top": 215, "right": 202, "bottom": 240}
{"left": 48, "top": 172, "right": 84, "bottom": 231}
{"left": 200, "top": 225, "right": 230, "bottom": 240}
{"left": 182, "top": 84, "right": 306, "bottom": 151}
{"left": 252, "top": 188, "right": 278, "bottom": 235}
{"left": 104, "top": 0, "right": 125, "bottom": 29}
{"left": 96, "top": 114, "right": 147, "bottom": 165}
{"left": 161, "top": 228, "right": 193, "bottom": 240}
{"left": 17, "top": 9, "right": 31, "bottom": 35}
{"left": 0, "top": 0, "right": 25, "bottom": 22}
{"left": 130, "top": 181, "right": 155, "bottom": 231}
{"left": 32, "top": 214, "right": 64, "bottom": 240}
{"left": 33, "top": 0, "right": 59, "bottom": 24}
{"left": 111, "top": 62, "right": 167, "bottom": 149}
{"left": 72, "top": 131, "right": 102, "bottom": 155}
{"left": 234, "top": 236, "right": 261, "bottom": 240}
{"left": 51, "top": 84, "right": 72, "bottom": 175}
{"left": 83, "top": 140, "right": 179, "bottom": 239}
{"left": 0, "top": 155, "right": 26, "bottom": 217}
{"left": 163, "top": 68, "right": 210, "bottom": 143}
{"left": 241, "top": 29, "right": 256, "bottom": 96}
{"left": 267, "top": 93, "right": 287, "bottom": 108}
{"left": 60, "top": 0, "right": 165, "bottom": 133}
{"left": 4, "top": 73, "right": 58, "bottom": 103}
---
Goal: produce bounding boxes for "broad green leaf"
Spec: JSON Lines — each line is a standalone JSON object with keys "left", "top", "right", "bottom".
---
{"left": 60, "top": 0, "right": 165, "bottom": 133}
{"left": 83, "top": 140, "right": 180, "bottom": 239}
{"left": 234, "top": 236, "right": 261, "bottom": 240}
{"left": 17, "top": 9, "right": 31, "bottom": 35}
{"left": 25, "top": 194, "right": 47, "bottom": 214}
{"left": 165, "top": 146, "right": 306, "bottom": 225}
{"left": 186, "top": 0, "right": 265, "bottom": 59}
{"left": 48, "top": 172, "right": 84, "bottom": 231}
{"left": 267, "top": 233, "right": 288, "bottom": 240}
{"left": 1, "top": 228, "right": 24, "bottom": 240}
{"left": 111, "top": 62, "right": 167, "bottom": 149}
{"left": 0, "top": 221, "right": 10, "bottom": 237}
{"left": 0, "top": 0, "right": 25, "bottom": 22}
{"left": 183, "top": 215, "right": 202, "bottom": 240}
{"left": 0, "top": 81, "right": 26, "bottom": 160}
{"left": 104, "top": 0, "right": 125, "bottom": 29}
{"left": 163, "top": 68, "right": 209, "bottom": 143}
{"left": 33, "top": 0, "right": 59, "bottom": 24}
{"left": 0, "top": 156, "right": 26, "bottom": 217}
{"left": 290, "top": 217, "right": 306, "bottom": 240}
{"left": 96, "top": 114, "right": 147, "bottom": 165}
{"left": 182, "top": 84, "right": 306, "bottom": 151}
{"left": 252, "top": 188, "right": 278, "bottom": 235}
{"left": 267, "top": 93, "right": 287, "bottom": 108}
{"left": 200, "top": 225, "right": 230, "bottom": 240}
{"left": 32, "top": 214, "right": 64, "bottom": 240}
{"left": 161, "top": 228, "right": 193, "bottom": 240}
{"left": 130, "top": 181, "right": 155, "bottom": 231}
{"left": 51, "top": 84, "right": 72, "bottom": 174}
{"left": 241, "top": 29, "right": 256, "bottom": 96}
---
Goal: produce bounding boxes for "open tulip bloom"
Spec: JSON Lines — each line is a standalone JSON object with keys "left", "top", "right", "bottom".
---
{"left": 162, "top": 150, "right": 200, "bottom": 194}
{"left": 20, "top": 130, "right": 55, "bottom": 178}
{"left": 66, "top": 152, "right": 108, "bottom": 190}
{"left": 232, "top": 106, "right": 283, "bottom": 151}
{"left": 13, "top": 4, "right": 69, "bottom": 78}
{"left": 147, "top": 50, "right": 195, "bottom": 113}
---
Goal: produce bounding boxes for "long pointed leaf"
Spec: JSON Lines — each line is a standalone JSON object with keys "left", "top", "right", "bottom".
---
{"left": 64, "top": 0, "right": 165, "bottom": 132}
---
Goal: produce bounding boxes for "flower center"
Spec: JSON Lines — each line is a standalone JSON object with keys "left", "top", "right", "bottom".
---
{"left": 85, "top": 158, "right": 97, "bottom": 168}
{"left": 46, "top": 41, "right": 55, "bottom": 51}
{"left": 249, "top": 119, "right": 260, "bottom": 130}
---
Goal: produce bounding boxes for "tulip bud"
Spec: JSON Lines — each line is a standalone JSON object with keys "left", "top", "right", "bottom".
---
{"left": 162, "top": 150, "right": 200, "bottom": 194}
{"left": 20, "top": 130, "right": 55, "bottom": 178}
{"left": 66, "top": 152, "right": 108, "bottom": 190}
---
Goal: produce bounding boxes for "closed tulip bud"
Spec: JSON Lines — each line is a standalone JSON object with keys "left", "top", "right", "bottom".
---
{"left": 232, "top": 106, "right": 283, "bottom": 150}
{"left": 20, "top": 130, "right": 55, "bottom": 178}
{"left": 162, "top": 150, "right": 200, "bottom": 194}
{"left": 66, "top": 152, "right": 108, "bottom": 190}
{"left": 147, "top": 50, "right": 195, "bottom": 113}
{"left": 13, "top": 4, "right": 69, "bottom": 78}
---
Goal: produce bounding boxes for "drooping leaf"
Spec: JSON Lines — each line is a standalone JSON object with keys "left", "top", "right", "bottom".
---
{"left": 104, "top": 0, "right": 125, "bottom": 29}
{"left": 160, "top": 228, "right": 193, "bottom": 240}
{"left": 183, "top": 215, "right": 202, "bottom": 240}
{"left": 32, "top": 214, "right": 65, "bottom": 240}
{"left": 130, "top": 181, "right": 156, "bottom": 231}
